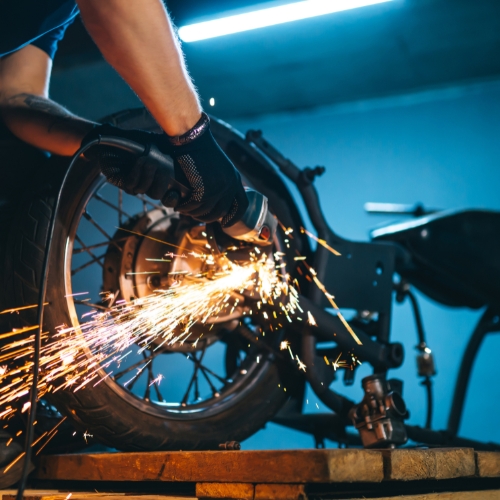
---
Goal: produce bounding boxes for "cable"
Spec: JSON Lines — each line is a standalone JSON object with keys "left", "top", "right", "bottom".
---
{"left": 406, "top": 289, "right": 434, "bottom": 430}
{"left": 406, "top": 290, "right": 425, "bottom": 346}
{"left": 16, "top": 140, "right": 99, "bottom": 500}
{"left": 421, "top": 376, "right": 433, "bottom": 429}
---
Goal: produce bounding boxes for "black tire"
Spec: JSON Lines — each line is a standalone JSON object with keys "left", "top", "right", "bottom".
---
{"left": 0, "top": 110, "right": 309, "bottom": 451}
{"left": 0, "top": 138, "right": 85, "bottom": 454}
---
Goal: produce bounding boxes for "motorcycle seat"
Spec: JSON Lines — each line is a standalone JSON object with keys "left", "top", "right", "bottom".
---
{"left": 370, "top": 209, "right": 500, "bottom": 308}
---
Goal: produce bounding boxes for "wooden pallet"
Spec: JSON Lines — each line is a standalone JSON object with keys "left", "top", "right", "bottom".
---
{"left": 28, "top": 448, "right": 500, "bottom": 500}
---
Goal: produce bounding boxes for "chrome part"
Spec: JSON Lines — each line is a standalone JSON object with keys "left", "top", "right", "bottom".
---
{"left": 222, "top": 189, "right": 277, "bottom": 245}
{"left": 349, "top": 374, "right": 408, "bottom": 448}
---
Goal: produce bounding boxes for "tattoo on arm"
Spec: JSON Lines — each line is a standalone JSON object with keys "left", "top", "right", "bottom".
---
{"left": 5, "top": 92, "right": 81, "bottom": 133}
{"left": 21, "top": 93, "right": 73, "bottom": 118}
{"left": 6, "top": 93, "right": 73, "bottom": 117}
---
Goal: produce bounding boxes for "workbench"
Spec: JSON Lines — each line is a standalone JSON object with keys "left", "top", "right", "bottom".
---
{"left": 6, "top": 448, "right": 500, "bottom": 499}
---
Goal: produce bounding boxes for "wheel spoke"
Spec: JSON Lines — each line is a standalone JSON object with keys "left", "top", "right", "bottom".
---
{"left": 143, "top": 352, "right": 165, "bottom": 402}
{"left": 71, "top": 252, "right": 105, "bottom": 275}
{"left": 186, "top": 348, "right": 225, "bottom": 396}
{"left": 197, "top": 363, "right": 221, "bottom": 396}
{"left": 118, "top": 189, "right": 123, "bottom": 226}
{"left": 187, "top": 355, "right": 227, "bottom": 385}
{"left": 135, "top": 194, "right": 168, "bottom": 214}
{"left": 194, "top": 369, "right": 200, "bottom": 401}
{"left": 181, "top": 343, "right": 206, "bottom": 406}
{"left": 83, "top": 211, "right": 122, "bottom": 252}
{"left": 93, "top": 193, "right": 132, "bottom": 219}
{"left": 152, "top": 377, "right": 165, "bottom": 402}
{"left": 74, "top": 300, "right": 109, "bottom": 312}
{"left": 114, "top": 350, "right": 160, "bottom": 381}
{"left": 125, "top": 361, "right": 149, "bottom": 391}
{"left": 144, "top": 353, "right": 152, "bottom": 401}
{"left": 73, "top": 234, "right": 105, "bottom": 273}
{"left": 73, "top": 237, "right": 128, "bottom": 254}
{"left": 199, "top": 363, "right": 227, "bottom": 385}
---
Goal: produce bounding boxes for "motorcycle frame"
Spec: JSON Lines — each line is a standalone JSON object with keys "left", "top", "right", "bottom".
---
{"left": 246, "top": 130, "right": 404, "bottom": 369}
{"left": 245, "top": 129, "right": 500, "bottom": 451}
{"left": 37, "top": 107, "right": 496, "bottom": 452}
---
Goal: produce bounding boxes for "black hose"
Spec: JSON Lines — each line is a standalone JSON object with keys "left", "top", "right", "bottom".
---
{"left": 16, "top": 140, "right": 99, "bottom": 500}
{"left": 406, "top": 290, "right": 433, "bottom": 430}
{"left": 421, "top": 376, "right": 433, "bottom": 429}
{"left": 407, "top": 291, "right": 425, "bottom": 346}
{"left": 406, "top": 424, "right": 500, "bottom": 451}
{"left": 447, "top": 308, "right": 495, "bottom": 437}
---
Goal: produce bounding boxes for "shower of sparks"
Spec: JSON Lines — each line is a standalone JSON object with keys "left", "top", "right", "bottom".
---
{"left": 306, "top": 267, "right": 362, "bottom": 346}
{"left": 0, "top": 223, "right": 359, "bottom": 430}
{"left": 307, "top": 311, "right": 317, "bottom": 326}
{"left": 295, "top": 355, "right": 306, "bottom": 372}
{"left": 0, "top": 303, "right": 49, "bottom": 315}
{"left": 332, "top": 352, "right": 348, "bottom": 371}
{"left": 149, "top": 374, "right": 164, "bottom": 387}
{"left": 300, "top": 227, "right": 341, "bottom": 256}
{"left": 83, "top": 431, "right": 93, "bottom": 444}
{"left": 3, "top": 451, "right": 25, "bottom": 473}
{"left": 0, "top": 249, "right": 301, "bottom": 419}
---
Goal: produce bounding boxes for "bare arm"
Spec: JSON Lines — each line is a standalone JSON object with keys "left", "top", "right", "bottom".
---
{"left": 77, "top": 0, "right": 202, "bottom": 137}
{"left": 0, "top": 45, "right": 95, "bottom": 156}
{"left": 0, "top": 0, "right": 201, "bottom": 154}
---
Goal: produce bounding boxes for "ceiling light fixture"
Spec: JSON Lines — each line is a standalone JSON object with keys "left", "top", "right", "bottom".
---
{"left": 178, "top": 0, "right": 393, "bottom": 42}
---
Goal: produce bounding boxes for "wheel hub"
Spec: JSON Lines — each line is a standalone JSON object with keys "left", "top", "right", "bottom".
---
{"left": 103, "top": 209, "right": 246, "bottom": 352}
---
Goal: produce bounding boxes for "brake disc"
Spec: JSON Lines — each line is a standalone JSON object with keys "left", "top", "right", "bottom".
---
{"left": 103, "top": 208, "right": 247, "bottom": 352}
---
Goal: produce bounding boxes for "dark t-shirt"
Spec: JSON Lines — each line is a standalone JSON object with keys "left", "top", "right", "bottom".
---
{"left": 0, "top": 0, "right": 79, "bottom": 59}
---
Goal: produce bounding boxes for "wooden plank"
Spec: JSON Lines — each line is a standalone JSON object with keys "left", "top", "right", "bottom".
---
{"left": 37, "top": 449, "right": 383, "bottom": 484}
{"left": 0, "top": 493, "right": 194, "bottom": 500}
{"left": 351, "top": 491, "right": 500, "bottom": 500}
{"left": 433, "top": 448, "right": 476, "bottom": 479}
{"left": 196, "top": 483, "right": 254, "bottom": 499}
{"left": 476, "top": 452, "right": 500, "bottom": 477}
{"left": 383, "top": 448, "right": 475, "bottom": 481}
{"left": 254, "top": 484, "right": 307, "bottom": 500}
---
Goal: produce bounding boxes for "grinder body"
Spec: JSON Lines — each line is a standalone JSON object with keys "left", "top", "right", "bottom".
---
{"left": 92, "top": 137, "right": 277, "bottom": 246}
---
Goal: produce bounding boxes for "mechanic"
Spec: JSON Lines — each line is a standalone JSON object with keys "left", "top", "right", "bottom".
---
{"left": 0, "top": 0, "right": 247, "bottom": 486}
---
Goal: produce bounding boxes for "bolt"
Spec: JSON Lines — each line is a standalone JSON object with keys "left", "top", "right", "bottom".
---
{"left": 218, "top": 441, "right": 241, "bottom": 450}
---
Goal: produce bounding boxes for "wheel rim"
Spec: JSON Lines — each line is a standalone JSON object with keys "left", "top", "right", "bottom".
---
{"left": 62, "top": 171, "right": 285, "bottom": 420}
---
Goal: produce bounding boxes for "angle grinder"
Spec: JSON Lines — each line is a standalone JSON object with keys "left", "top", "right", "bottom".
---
{"left": 90, "top": 136, "right": 277, "bottom": 246}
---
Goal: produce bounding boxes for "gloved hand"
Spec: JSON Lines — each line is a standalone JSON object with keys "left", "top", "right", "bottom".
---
{"left": 82, "top": 116, "right": 249, "bottom": 227}
{"left": 81, "top": 123, "right": 171, "bottom": 198}
{"left": 167, "top": 114, "right": 248, "bottom": 227}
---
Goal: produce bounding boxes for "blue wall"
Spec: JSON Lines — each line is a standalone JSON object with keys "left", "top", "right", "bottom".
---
{"left": 230, "top": 79, "right": 500, "bottom": 449}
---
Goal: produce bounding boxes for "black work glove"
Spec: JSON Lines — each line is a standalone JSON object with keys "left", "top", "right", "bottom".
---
{"left": 81, "top": 123, "right": 171, "bottom": 198}
{"left": 82, "top": 117, "right": 249, "bottom": 227}
{"left": 168, "top": 119, "right": 249, "bottom": 227}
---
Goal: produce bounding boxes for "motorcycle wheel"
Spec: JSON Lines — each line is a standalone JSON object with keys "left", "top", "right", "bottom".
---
{"left": 0, "top": 109, "right": 309, "bottom": 451}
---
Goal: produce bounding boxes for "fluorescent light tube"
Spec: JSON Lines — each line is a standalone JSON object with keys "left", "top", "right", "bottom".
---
{"left": 178, "top": 0, "right": 393, "bottom": 42}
